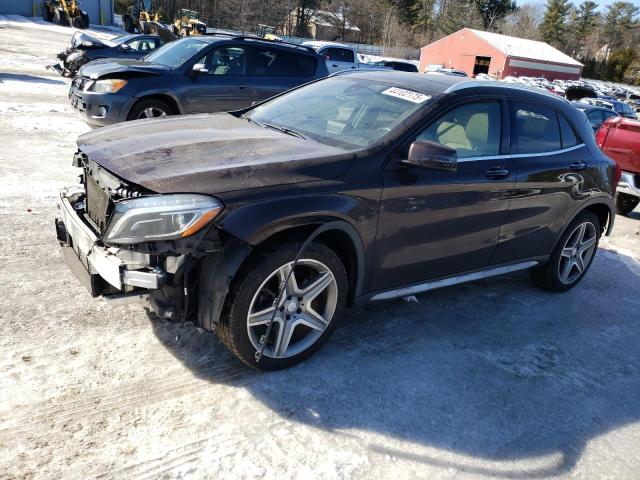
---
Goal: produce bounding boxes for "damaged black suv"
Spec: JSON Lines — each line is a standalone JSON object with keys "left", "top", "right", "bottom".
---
{"left": 55, "top": 71, "right": 617, "bottom": 369}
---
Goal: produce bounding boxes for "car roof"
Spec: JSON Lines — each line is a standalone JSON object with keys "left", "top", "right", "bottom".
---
{"left": 339, "top": 72, "right": 573, "bottom": 102}
{"left": 192, "top": 35, "right": 318, "bottom": 55}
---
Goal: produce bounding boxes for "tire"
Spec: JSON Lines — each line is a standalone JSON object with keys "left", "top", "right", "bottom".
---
{"left": 139, "top": 20, "right": 149, "bottom": 34}
{"left": 530, "top": 211, "right": 601, "bottom": 292}
{"left": 211, "top": 241, "right": 348, "bottom": 370}
{"left": 180, "top": 27, "right": 190, "bottom": 37}
{"left": 127, "top": 99, "right": 173, "bottom": 121}
{"left": 72, "top": 12, "right": 89, "bottom": 29}
{"left": 615, "top": 192, "right": 639, "bottom": 216}
{"left": 42, "top": 5, "right": 52, "bottom": 22}
{"left": 53, "top": 8, "right": 61, "bottom": 25}
{"left": 123, "top": 15, "right": 135, "bottom": 33}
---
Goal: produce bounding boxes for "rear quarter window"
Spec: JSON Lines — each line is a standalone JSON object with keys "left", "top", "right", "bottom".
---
{"left": 291, "top": 53, "right": 317, "bottom": 77}
{"left": 510, "top": 101, "right": 561, "bottom": 154}
{"left": 558, "top": 114, "right": 579, "bottom": 148}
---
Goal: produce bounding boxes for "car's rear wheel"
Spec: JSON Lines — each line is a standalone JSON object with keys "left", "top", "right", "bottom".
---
{"left": 615, "top": 192, "right": 639, "bottom": 216}
{"left": 212, "top": 241, "right": 347, "bottom": 370}
{"left": 127, "top": 99, "right": 173, "bottom": 121}
{"left": 530, "top": 211, "right": 601, "bottom": 292}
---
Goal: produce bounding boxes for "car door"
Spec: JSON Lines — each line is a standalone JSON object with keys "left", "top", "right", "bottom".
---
{"left": 179, "top": 44, "right": 252, "bottom": 114}
{"left": 371, "top": 99, "right": 515, "bottom": 292}
{"left": 250, "top": 46, "right": 305, "bottom": 104}
{"left": 491, "top": 100, "right": 590, "bottom": 265}
{"left": 319, "top": 47, "right": 355, "bottom": 74}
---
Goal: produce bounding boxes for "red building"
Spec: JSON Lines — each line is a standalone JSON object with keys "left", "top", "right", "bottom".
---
{"left": 419, "top": 28, "right": 583, "bottom": 81}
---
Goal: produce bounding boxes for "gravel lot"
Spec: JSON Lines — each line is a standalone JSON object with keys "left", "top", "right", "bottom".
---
{"left": 1, "top": 16, "right": 640, "bottom": 480}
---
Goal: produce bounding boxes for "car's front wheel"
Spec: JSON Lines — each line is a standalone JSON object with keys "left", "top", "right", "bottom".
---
{"left": 530, "top": 211, "right": 601, "bottom": 292}
{"left": 128, "top": 99, "right": 173, "bottom": 121}
{"left": 212, "top": 241, "right": 347, "bottom": 370}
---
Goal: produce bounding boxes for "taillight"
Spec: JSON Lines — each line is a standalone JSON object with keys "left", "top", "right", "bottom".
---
{"left": 594, "top": 124, "right": 610, "bottom": 148}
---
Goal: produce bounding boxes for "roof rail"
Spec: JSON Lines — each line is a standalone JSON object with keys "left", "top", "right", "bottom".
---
{"left": 233, "top": 35, "right": 318, "bottom": 54}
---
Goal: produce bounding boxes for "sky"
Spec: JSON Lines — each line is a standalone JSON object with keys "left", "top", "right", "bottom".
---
{"left": 527, "top": 0, "right": 640, "bottom": 10}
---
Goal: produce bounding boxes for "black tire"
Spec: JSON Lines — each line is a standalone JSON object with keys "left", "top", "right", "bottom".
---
{"left": 72, "top": 12, "right": 89, "bottom": 29}
{"left": 615, "top": 192, "right": 639, "bottom": 216}
{"left": 530, "top": 211, "right": 601, "bottom": 292}
{"left": 139, "top": 20, "right": 149, "bottom": 34}
{"left": 127, "top": 99, "right": 173, "bottom": 121}
{"left": 53, "top": 7, "right": 61, "bottom": 24}
{"left": 211, "top": 241, "right": 348, "bottom": 370}
{"left": 123, "top": 15, "right": 135, "bottom": 33}
{"left": 42, "top": 5, "right": 52, "bottom": 22}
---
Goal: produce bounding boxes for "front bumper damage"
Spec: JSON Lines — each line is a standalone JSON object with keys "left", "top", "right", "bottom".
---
{"left": 55, "top": 186, "right": 165, "bottom": 298}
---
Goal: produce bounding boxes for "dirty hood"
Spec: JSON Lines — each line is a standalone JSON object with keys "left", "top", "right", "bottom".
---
{"left": 77, "top": 113, "right": 351, "bottom": 194}
{"left": 79, "top": 58, "right": 168, "bottom": 79}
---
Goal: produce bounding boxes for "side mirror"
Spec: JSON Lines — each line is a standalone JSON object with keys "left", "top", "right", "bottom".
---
{"left": 192, "top": 63, "right": 208, "bottom": 74}
{"left": 401, "top": 140, "right": 457, "bottom": 171}
{"left": 119, "top": 43, "right": 131, "bottom": 51}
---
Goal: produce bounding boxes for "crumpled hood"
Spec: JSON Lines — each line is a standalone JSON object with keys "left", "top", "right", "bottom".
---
{"left": 78, "top": 58, "right": 168, "bottom": 79}
{"left": 71, "top": 32, "right": 114, "bottom": 49}
{"left": 77, "top": 113, "right": 352, "bottom": 194}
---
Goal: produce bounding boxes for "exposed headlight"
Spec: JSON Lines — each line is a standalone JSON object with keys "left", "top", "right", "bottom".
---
{"left": 103, "top": 194, "right": 223, "bottom": 245}
{"left": 90, "top": 79, "right": 128, "bottom": 93}
{"left": 66, "top": 51, "right": 84, "bottom": 63}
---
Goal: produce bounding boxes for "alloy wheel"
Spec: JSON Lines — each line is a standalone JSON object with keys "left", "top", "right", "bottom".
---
{"left": 558, "top": 221, "right": 597, "bottom": 285}
{"left": 138, "top": 107, "right": 168, "bottom": 119}
{"left": 246, "top": 259, "right": 338, "bottom": 359}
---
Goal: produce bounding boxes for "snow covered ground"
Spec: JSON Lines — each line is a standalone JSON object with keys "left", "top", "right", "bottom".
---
{"left": 1, "top": 16, "right": 640, "bottom": 480}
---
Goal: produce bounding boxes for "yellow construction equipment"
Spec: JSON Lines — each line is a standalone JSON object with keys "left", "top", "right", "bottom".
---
{"left": 42, "top": 0, "right": 89, "bottom": 28}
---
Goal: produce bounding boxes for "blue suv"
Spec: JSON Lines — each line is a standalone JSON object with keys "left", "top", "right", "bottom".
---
{"left": 69, "top": 35, "right": 329, "bottom": 127}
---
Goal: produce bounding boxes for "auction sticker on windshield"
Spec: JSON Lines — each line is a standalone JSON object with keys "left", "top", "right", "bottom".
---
{"left": 382, "top": 87, "right": 431, "bottom": 104}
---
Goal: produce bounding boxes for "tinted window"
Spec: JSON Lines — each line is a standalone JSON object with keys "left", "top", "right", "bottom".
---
{"left": 511, "top": 102, "right": 561, "bottom": 154}
{"left": 198, "top": 46, "right": 247, "bottom": 75}
{"left": 291, "top": 54, "right": 316, "bottom": 77}
{"left": 417, "top": 101, "right": 501, "bottom": 158}
{"left": 558, "top": 114, "right": 578, "bottom": 148}
{"left": 323, "top": 47, "right": 354, "bottom": 63}
{"left": 253, "top": 47, "right": 290, "bottom": 76}
{"left": 391, "top": 62, "right": 418, "bottom": 72}
{"left": 603, "top": 110, "right": 617, "bottom": 121}
{"left": 586, "top": 110, "right": 603, "bottom": 129}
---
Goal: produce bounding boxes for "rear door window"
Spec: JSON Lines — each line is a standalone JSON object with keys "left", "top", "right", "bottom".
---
{"left": 253, "top": 47, "right": 290, "bottom": 76}
{"left": 510, "top": 101, "right": 561, "bottom": 154}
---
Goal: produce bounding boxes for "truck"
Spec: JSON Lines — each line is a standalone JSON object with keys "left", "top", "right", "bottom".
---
{"left": 596, "top": 116, "right": 640, "bottom": 215}
{"left": 301, "top": 41, "right": 388, "bottom": 74}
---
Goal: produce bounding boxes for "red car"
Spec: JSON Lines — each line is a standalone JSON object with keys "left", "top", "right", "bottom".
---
{"left": 596, "top": 117, "right": 640, "bottom": 215}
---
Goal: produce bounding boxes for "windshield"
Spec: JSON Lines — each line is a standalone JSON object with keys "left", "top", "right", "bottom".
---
{"left": 245, "top": 77, "right": 431, "bottom": 149}
{"left": 112, "top": 34, "right": 137, "bottom": 45}
{"left": 144, "top": 38, "right": 208, "bottom": 68}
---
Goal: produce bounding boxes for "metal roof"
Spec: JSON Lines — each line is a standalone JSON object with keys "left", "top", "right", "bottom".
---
{"left": 467, "top": 29, "right": 583, "bottom": 67}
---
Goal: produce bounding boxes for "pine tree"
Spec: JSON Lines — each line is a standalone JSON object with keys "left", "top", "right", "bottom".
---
{"left": 474, "top": 0, "right": 518, "bottom": 30}
{"left": 540, "top": 0, "right": 571, "bottom": 49}
{"left": 566, "top": 1, "right": 599, "bottom": 57}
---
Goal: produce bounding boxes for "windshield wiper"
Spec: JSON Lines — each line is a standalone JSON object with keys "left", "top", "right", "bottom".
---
{"left": 261, "top": 122, "right": 308, "bottom": 140}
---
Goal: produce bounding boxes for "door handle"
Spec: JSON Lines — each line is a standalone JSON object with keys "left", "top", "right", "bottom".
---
{"left": 485, "top": 166, "right": 510, "bottom": 180}
{"left": 569, "top": 161, "right": 587, "bottom": 171}
{"left": 236, "top": 85, "right": 249, "bottom": 89}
